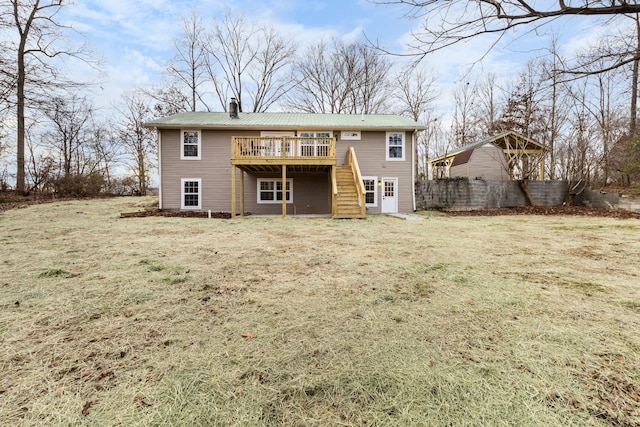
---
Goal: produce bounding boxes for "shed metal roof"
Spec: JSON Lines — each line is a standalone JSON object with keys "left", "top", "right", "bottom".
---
{"left": 145, "top": 112, "right": 425, "bottom": 131}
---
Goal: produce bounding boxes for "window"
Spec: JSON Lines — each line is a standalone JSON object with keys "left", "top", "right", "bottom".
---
{"left": 257, "top": 179, "right": 292, "bottom": 204}
{"left": 362, "top": 176, "right": 378, "bottom": 207}
{"left": 386, "top": 132, "right": 405, "bottom": 161}
{"left": 181, "top": 178, "right": 201, "bottom": 209}
{"left": 181, "top": 130, "right": 201, "bottom": 160}
{"left": 299, "top": 131, "right": 331, "bottom": 157}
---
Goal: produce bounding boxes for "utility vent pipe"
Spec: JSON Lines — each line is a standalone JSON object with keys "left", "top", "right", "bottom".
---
{"left": 229, "top": 98, "right": 239, "bottom": 119}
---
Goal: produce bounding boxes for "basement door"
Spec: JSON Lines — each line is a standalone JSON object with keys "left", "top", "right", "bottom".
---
{"left": 381, "top": 177, "right": 398, "bottom": 213}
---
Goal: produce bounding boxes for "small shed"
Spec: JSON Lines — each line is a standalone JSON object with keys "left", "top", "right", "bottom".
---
{"left": 448, "top": 143, "right": 509, "bottom": 180}
{"left": 429, "top": 131, "right": 547, "bottom": 180}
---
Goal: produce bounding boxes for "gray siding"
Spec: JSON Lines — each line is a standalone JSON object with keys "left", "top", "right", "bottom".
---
{"left": 160, "top": 128, "right": 415, "bottom": 214}
{"left": 336, "top": 131, "right": 414, "bottom": 213}
{"left": 161, "top": 129, "right": 255, "bottom": 211}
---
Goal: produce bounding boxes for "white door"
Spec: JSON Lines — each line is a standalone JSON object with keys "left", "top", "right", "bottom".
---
{"left": 381, "top": 177, "right": 398, "bottom": 213}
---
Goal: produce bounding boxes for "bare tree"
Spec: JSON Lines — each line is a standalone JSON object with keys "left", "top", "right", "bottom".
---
{"left": 25, "top": 131, "right": 55, "bottom": 193}
{"left": 450, "top": 80, "right": 480, "bottom": 147}
{"left": 474, "top": 73, "right": 504, "bottom": 135}
{"left": 247, "top": 25, "right": 297, "bottom": 112}
{"left": 167, "top": 11, "right": 210, "bottom": 112}
{"left": 205, "top": 12, "right": 258, "bottom": 112}
{"left": 116, "top": 92, "right": 156, "bottom": 195}
{"left": 2, "top": 0, "right": 90, "bottom": 194}
{"left": 558, "top": 80, "right": 600, "bottom": 186}
{"left": 393, "top": 64, "right": 438, "bottom": 176}
{"left": 143, "top": 83, "right": 191, "bottom": 117}
{"left": 42, "top": 94, "right": 95, "bottom": 179}
{"left": 203, "top": 11, "right": 296, "bottom": 112}
{"left": 537, "top": 39, "right": 572, "bottom": 180}
{"left": 89, "top": 126, "right": 122, "bottom": 193}
{"left": 286, "top": 40, "right": 346, "bottom": 113}
{"left": 372, "top": 1, "right": 640, "bottom": 58}
{"left": 287, "top": 39, "right": 392, "bottom": 114}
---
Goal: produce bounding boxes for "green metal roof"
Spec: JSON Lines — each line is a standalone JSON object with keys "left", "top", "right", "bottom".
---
{"left": 145, "top": 112, "right": 425, "bottom": 131}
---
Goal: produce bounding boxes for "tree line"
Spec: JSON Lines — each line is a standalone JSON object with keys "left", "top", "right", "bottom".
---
{"left": 0, "top": 1, "right": 639, "bottom": 197}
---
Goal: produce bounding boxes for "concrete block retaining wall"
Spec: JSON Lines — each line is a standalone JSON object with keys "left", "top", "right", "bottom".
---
{"left": 573, "top": 188, "right": 620, "bottom": 208}
{"left": 415, "top": 179, "right": 569, "bottom": 210}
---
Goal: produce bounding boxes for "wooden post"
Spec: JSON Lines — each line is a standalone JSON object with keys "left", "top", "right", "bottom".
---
{"left": 539, "top": 159, "right": 545, "bottom": 180}
{"left": 239, "top": 169, "right": 245, "bottom": 217}
{"left": 282, "top": 165, "right": 287, "bottom": 217}
{"left": 231, "top": 166, "right": 236, "bottom": 217}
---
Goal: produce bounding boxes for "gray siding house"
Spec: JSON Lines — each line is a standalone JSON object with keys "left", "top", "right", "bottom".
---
{"left": 145, "top": 106, "right": 424, "bottom": 218}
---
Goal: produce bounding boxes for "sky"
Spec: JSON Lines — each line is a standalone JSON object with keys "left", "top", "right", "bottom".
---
{"left": 49, "top": 0, "right": 601, "bottom": 117}
{"left": 2, "top": 0, "right": 623, "bottom": 124}
{"left": 56, "top": 0, "right": 414, "bottom": 112}
{"left": 1, "top": 0, "right": 627, "bottom": 185}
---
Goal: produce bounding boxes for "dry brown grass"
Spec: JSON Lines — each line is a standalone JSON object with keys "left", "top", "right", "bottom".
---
{"left": 1, "top": 197, "right": 640, "bottom": 426}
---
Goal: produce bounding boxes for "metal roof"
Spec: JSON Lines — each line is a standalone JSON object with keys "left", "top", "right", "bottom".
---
{"left": 145, "top": 112, "right": 425, "bottom": 131}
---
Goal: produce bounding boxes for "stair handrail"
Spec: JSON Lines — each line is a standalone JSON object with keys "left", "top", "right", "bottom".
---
{"left": 347, "top": 147, "right": 366, "bottom": 217}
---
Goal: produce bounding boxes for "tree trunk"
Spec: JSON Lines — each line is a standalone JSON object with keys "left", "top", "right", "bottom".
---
{"left": 631, "top": 15, "right": 640, "bottom": 136}
{"left": 518, "top": 179, "right": 536, "bottom": 206}
{"left": 16, "top": 29, "right": 26, "bottom": 194}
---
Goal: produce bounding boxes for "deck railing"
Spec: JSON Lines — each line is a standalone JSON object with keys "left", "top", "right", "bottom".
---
{"left": 232, "top": 136, "right": 336, "bottom": 160}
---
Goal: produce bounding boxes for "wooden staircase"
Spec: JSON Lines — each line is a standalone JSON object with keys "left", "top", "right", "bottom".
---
{"left": 333, "top": 165, "right": 365, "bottom": 219}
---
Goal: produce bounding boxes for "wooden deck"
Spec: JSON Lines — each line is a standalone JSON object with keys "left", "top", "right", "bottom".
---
{"left": 231, "top": 136, "right": 336, "bottom": 170}
{"left": 230, "top": 136, "right": 365, "bottom": 219}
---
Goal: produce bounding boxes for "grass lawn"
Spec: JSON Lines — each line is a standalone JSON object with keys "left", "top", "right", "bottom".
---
{"left": 1, "top": 197, "right": 639, "bottom": 426}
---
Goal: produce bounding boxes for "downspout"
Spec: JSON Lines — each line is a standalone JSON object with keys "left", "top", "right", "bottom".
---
{"left": 157, "top": 129, "right": 163, "bottom": 209}
{"left": 412, "top": 129, "right": 417, "bottom": 212}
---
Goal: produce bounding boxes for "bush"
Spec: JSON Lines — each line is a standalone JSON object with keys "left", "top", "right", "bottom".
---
{"left": 53, "top": 172, "right": 105, "bottom": 197}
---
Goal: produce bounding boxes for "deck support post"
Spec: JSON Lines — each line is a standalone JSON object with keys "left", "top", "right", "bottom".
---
{"left": 239, "top": 169, "right": 245, "bottom": 216}
{"left": 231, "top": 166, "right": 236, "bottom": 217}
{"left": 282, "top": 165, "right": 287, "bottom": 218}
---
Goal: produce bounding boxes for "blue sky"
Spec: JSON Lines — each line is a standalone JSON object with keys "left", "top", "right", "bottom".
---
{"left": 58, "top": 0, "right": 413, "bottom": 110}
{"left": 49, "top": 1, "right": 615, "bottom": 115}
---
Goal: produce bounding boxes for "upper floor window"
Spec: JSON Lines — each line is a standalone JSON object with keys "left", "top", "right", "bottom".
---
{"left": 181, "top": 130, "right": 201, "bottom": 160}
{"left": 386, "top": 132, "right": 405, "bottom": 161}
{"left": 299, "top": 131, "right": 331, "bottom": 157}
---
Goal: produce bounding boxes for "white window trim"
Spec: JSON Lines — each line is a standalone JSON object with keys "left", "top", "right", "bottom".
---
{"left": 257, "top": 178, "right": 293, "bottom": 204}
{"left": 180, "top": 130, "right": 201, "bottom": 160}
{"left": 181, "top": 178, "right": 202, "bottom": 210}
{"left": 362, "top": 176, "right": 378, "bottom": 207}
{"left": 386, "top": 131, "right": 405, "bottom": 161}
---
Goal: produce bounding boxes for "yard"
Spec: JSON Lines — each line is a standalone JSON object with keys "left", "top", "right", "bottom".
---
{"left": 1, "top": 197, "right": 639, "bottom": 426}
